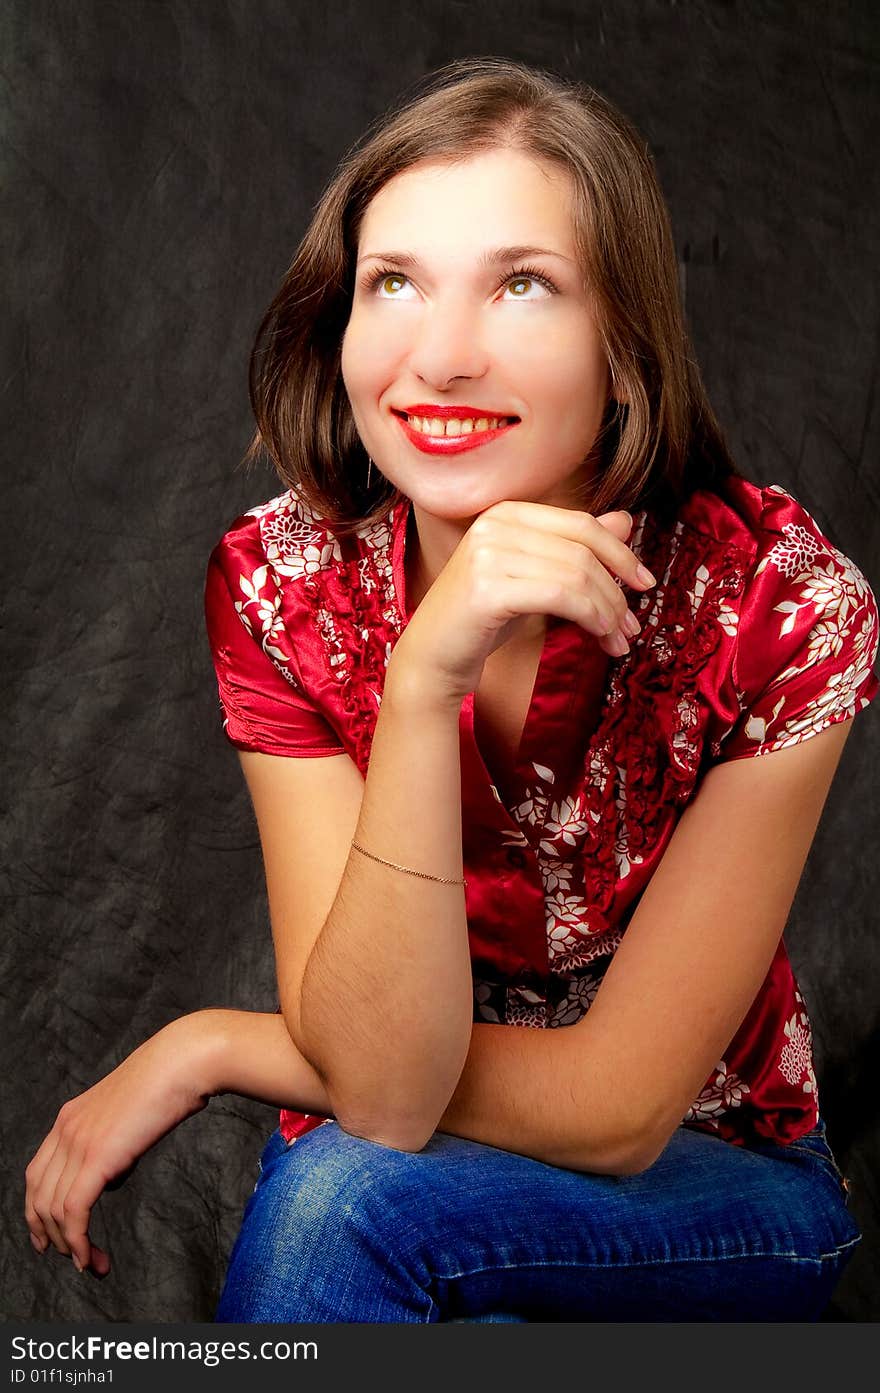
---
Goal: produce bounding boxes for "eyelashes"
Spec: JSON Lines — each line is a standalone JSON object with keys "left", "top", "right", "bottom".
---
{"left": 360, "top": 263, "right": 559, "bottom": 299}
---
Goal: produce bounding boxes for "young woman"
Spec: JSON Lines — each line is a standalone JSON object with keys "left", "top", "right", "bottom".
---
{"left": 25, "top": 58, "right": 878, "bottom": 1322}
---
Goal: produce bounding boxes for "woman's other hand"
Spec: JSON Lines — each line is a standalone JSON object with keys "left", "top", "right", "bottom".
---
{"left": 24, "top": 1015, "right": 218, "bottom": 1277}
{"left": 391, "top": 502, "right": 657, "bottom": 705}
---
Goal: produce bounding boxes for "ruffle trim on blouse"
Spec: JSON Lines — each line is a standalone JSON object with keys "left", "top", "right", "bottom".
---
{"left": 557, "top": 505, "right": 754, "bottom": 947}
{"left": 297, "top": 509, "right": 403, "bottom": 775}
{"left": 241, "top": 490, "right": 405, "bottom": 776}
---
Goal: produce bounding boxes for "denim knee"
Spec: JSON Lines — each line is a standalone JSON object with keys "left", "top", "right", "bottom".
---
{"left": 216, "top": 1123, "right": 438, "bottom": 1323}
{"left": 277, "top": 1120, "right": 417, "bottom": 1190}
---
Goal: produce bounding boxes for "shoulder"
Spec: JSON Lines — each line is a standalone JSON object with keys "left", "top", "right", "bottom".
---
{"left": 677, "top": 473, "right": 871, "bottom": 583}
{"left": 685, "top": 477, "right": 880, "bottom": 759}
{"left": 674, "top": 473, "right": 810, "bottom": 555}
{"left": 674, "top": 476, "right": 877, "bottom": 629}
{"left": 704, "top": 476, "right": 877, "bottom": 625}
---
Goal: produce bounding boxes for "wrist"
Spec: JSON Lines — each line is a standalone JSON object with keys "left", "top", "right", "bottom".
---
{"left": 155, "top": 1009, "right": 232, "bottom": 1102}
{"left": 386, "top": 643, "right": 466, "bottom": 715}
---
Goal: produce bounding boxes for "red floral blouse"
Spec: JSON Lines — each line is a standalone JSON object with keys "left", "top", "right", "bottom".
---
{"left": 204, "top": 473, "right": 879, "bottom": 1151}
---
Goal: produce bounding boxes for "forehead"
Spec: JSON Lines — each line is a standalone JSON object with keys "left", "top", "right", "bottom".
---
{"left": 358, "top": 149, "right": 578, "bottom": 254}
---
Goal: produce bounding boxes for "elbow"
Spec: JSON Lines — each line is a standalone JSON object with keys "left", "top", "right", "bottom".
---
{"left": 336, "top": 1115, "right": 433, "bottom": 1154}
{"left": 613, "top": 1115, "right": 674, "bottom": 1177}
{"left": 609, "top": 1142, "right": 660, "bottom": 1177}
{"left": 331, "top": 1084, "right": 446, "bottom": 1155}
{"left": 309, "top": 1065, "right": 441, "bottom": 1153}
{"left": 563, "top": 1117, "right": 666, "bottom": 1179}
{"left": 331, "top": 1086, "right": 438, "bottom": 1152}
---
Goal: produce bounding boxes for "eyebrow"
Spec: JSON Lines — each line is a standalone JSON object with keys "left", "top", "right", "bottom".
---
{"left": 356, "top": 244, "right": 575, "bottom": 269}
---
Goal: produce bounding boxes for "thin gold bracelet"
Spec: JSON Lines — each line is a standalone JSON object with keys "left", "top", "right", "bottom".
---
{"left": 350, "top": 840, "right": 467, "bottom": 888}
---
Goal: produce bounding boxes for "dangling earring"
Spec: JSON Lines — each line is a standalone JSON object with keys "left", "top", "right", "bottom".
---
{"left": 366, "top": 455, "right": 373, "bottom": 488}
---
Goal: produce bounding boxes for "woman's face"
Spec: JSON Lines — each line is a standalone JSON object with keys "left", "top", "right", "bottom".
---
{"left": 341, "top": 146, "right": 614, "bottom": 522}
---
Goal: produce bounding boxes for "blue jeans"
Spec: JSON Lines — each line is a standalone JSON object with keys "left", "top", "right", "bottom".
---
{"left": 215, "top": 1116, "right": 861, "bottom": 1322}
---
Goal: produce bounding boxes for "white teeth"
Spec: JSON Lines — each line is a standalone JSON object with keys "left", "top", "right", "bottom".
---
{"left": 407, "top": 414, "right": 508, "bottom": 436}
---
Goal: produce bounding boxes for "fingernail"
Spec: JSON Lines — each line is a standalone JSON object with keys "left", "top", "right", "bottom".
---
{"left": 622, "top": 611, "right": 641, "bottom": 638}
{"left": 610, "top": 630, "right": 630, "bottom": 656}
{"left": 30, "top": 1233, "right": 45, "bottom": 1254}
{"left": 636, "top": 563, "right": 657, "bottom": 586}
{"left": 73, "top": 1256, "right": 83, "bottom": 1273}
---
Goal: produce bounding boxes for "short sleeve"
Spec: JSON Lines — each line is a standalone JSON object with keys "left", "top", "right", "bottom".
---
{"left": 204, "top": 531, "right": 347, "bottom": 758}
{"left": 714, "top": 486, "right": 880, "bottom": 762}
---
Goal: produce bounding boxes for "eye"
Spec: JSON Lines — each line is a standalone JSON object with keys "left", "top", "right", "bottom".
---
{"left": 360, "top": 263, "right": 559, "bottom": 301}
{"left": 362, "top": 267, "right": 417, "bottom": 299}
{"left": 498, "top": 264, "right": 558, "bottom": 299}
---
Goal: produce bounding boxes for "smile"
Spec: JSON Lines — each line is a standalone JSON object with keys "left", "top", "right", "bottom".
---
{"left": 392, "top": 409, "right": 519, "bottom": 455}
{"left": 406, "top": 413, "right": 515, "bottom": 435}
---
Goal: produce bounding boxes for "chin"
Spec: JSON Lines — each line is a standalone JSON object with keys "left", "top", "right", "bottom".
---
{"left": 411, "top": 489, "right": 515, "bottom": 523}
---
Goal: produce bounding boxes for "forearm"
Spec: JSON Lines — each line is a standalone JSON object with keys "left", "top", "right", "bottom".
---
{"left": 192, "top": 1008, "right": 636, "bottom": 1174}
{"left": 435, "top": 1022, "right": 639, "bottom": 1175}
{"left": 187, "top": 1008, "right": 335, "bottom": 1113}
{"left": 298, "top": 654, "right": 474, "bottom": 1144}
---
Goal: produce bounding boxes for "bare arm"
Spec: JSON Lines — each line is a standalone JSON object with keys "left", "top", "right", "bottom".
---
{"left": 292, "top": 656, "right": 475, "bottom": 1148}
{"left": 199, "top": 1007, "right": 628, "bottom": 1173}
{"left": 214, "top": 719, "right": 859, "bottom": 1173}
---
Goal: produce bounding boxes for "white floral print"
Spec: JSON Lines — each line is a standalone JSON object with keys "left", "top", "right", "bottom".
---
{"left": 778, "top": 988, "right": 818, "bottom": 1098}
{"left": 234, "top": 563, "right": 301, "bottom": 689}
{"left": 731, "top": 485, "right": 878, "bottom": 753}
{"left": 246, "top": 489, "right": 343, "bottom": 578}
{"left": 682, "top": 1060, "right": 751, "bottom": 1128}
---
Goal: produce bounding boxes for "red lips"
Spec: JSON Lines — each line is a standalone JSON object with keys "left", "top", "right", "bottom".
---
{"left": 394, "top": 410, "right": 519, "bottom": 455}
{"left": 399, "top": 404, "right": 518, "bottom": 421}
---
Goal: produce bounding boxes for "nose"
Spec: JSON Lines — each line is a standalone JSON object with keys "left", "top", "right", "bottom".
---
{"left": 407, "top": 295, "right": 490, "bottom": 389}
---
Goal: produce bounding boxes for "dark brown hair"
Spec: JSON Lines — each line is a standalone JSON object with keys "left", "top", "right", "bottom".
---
{"left": 244, "top": 56, "right": 741, "bottom": 538}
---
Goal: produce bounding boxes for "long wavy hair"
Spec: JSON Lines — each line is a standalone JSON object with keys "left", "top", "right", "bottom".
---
{"left": 243, "top": 56, "right": 742, "bottom": 538}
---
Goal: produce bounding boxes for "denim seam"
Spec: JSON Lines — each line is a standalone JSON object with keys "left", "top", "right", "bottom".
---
{"left": 771, "top": 1145, "right": 849, "bottom": 1194}
{"left": 781, "top": 1143, "right": 845, "bottom": 1177}
{"left": 432, "top": 1232, "right": 862, "bottom": 1283}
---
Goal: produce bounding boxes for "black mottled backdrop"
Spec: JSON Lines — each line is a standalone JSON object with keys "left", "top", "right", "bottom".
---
{"left": 2, "top": 0, "right": 878, "bottom": 1322}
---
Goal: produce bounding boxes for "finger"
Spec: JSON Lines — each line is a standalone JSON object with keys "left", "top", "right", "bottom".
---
{"left": 87, "top": 1244, "right": 112, "bottom": 1277}
{"left": 491, "top": 573, "right": 630, "bottom": 651}
{"left": 593, "top": 510, "right": 634, "bottom": 543}
{"left": 488, "top": 501, "right": 656, "bottom": 590}
{"left": 25, "top": 1133, "right": 62, "bottom": 1253}
{"left": 492, "top": 544, "right": 638, "bottom": 646}
{"left": 52, "top": 1147, "right": 97, "bottom": 1272}
{"left": 490, "top": 527, "right": 637, "bottom": 636}
{"left": 34, "top": 1144, "right": 75, "bottom": 1257}
{"left": 61, "top": 1164, "right": 108, "bottom": 1275}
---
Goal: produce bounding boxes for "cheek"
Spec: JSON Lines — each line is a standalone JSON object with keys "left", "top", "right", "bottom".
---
{"left": 500, "top": 317, "right": 606, "bottom": 377}
{"left": 533, "top": 355, "right": 609, "bottom": 412}
{"left": 341, "top": 319, "right": 364, "bottom": 380}
{"left": 342, "top": 313, "right": 400, "bottom": 393}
